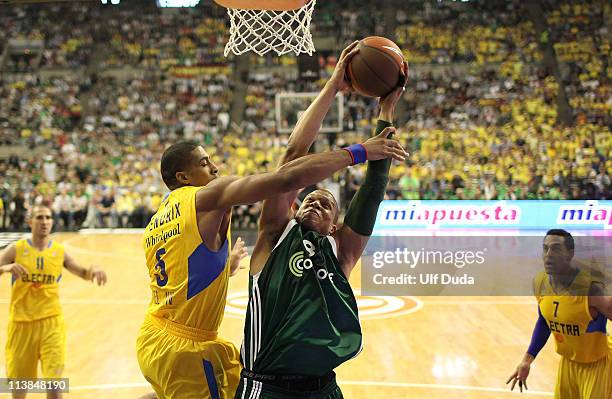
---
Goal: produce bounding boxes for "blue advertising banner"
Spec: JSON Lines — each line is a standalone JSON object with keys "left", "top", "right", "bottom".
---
{"left": 374, "top": 200, "right": 612, "bottom": 231}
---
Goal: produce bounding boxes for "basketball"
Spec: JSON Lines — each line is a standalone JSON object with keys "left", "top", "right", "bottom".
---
{"left": 347, "top": 36, "right": 408, "bottom": 97}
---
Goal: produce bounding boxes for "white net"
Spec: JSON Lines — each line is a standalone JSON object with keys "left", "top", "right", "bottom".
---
{"left": 224, "top": 0, "right": 316, "bottom": 57}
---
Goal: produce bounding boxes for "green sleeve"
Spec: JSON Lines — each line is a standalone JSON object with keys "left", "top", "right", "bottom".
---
{"left": 343, "top": 120, "right": 392, "bottom": 236}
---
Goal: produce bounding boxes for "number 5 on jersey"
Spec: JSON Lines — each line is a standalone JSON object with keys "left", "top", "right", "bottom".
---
{"left": 155, "top": 248, "right": 168, "bottom": 287}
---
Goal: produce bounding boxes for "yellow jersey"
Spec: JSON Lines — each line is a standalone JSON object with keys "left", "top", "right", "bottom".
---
{"left": 534, "top": 269, "right": 609, "bottom": 363}
{"left": 11, "top": 239, "right": 65, "bottom": 322}
{"left": 142, "top": 186, "right": 231, "bottom": 333}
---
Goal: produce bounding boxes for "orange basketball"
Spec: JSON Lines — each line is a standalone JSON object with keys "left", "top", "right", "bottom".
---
{"left": 347, "top": 36, "right": 408, "bottom": 97}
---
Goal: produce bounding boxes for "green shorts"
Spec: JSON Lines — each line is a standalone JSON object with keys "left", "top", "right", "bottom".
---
{"left": 234, "top": 372, "right": 343, "bottom": 399}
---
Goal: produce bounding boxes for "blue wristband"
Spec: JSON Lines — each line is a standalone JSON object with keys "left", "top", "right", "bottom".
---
{"left": 344, "top": 144, "right": 367, "bottom": 165}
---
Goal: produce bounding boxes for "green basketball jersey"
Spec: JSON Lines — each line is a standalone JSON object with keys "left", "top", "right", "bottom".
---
{"left": 241, "top": 219, "right": 362, "bottom": 376}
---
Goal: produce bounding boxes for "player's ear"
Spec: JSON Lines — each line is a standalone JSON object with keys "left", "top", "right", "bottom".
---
{"left": 175, "top": 171, "right": 189, "bottom": 185}
{"left": 329, "top": 223, "right": 337, "bottom": 235}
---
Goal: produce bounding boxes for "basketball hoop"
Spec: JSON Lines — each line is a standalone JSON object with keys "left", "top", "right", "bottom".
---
{"left": 214, "top": 0, "right": 316, "bottom": 57}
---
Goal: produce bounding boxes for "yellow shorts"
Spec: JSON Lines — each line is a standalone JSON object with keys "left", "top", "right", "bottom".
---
{"left": 555, "top": 347, "right": 612, "bottom": 399}
{"left": 6, "top": 315, "right": 65, "bottom": 379}
{"left": 136, "top": 315, "right": 241, "bottom": 399}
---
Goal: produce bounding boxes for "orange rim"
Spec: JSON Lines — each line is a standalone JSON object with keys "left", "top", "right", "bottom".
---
{"left": 213, "top": 0, "right": 310, "bottom": 11}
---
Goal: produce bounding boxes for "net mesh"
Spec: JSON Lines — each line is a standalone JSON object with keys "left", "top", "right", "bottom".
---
{"left": 224, "top": 0, "right": 316, "bottom": 56}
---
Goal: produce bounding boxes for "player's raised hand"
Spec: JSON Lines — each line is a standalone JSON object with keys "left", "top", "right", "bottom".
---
{"left": 379, "top": 86, "right": 405, "bottom": 122}
{"left": 329, "top": 40, "right": 360, "bottom": 93}
{"left": 361, "top": 127, "right": 408, "bottom": 162}
{"left": 0, "top": 263, "right": 28, "bottom": 279}
{"left": 88, "top": 266, "right": 107, "bottom": 286}
{"left": 506, "top": 361, "right": 531, "bottom": 392}
{"left": 229, "top": 237, "right": 249, "bottom": 276}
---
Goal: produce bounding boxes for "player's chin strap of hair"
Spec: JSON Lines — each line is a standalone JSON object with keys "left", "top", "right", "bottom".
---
{"left": 527, "top": 307, "right": 551, "bottom": 358}
{"left": 343, "top": 119, "right": 392, "bottom": 236}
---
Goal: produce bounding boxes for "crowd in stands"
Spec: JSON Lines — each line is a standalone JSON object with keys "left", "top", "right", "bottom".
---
{"left": 546, "top": 1, "right": 610, "bottom": 127}
{"left": 101, "top": 2, "right": 227, "bottom": 68}
{"left": 0, "top": 0, "right": 609, "bottom": 231}
{"left": 1, "top": 0, "right": 227, "bottom": 72}
{"left": 1, "top": 4, "right": 96, "bottom": 71}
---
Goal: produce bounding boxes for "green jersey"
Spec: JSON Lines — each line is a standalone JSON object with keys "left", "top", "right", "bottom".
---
{"left": 241, "top": 219, "right": 362, "bottom": 376}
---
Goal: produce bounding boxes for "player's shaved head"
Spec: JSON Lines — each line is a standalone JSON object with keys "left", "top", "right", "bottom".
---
{"left": 161, "top": 141, "right": 200, "bottom": 190}
{"left": 296, "top": 189, "right": 339, "bottom": 234}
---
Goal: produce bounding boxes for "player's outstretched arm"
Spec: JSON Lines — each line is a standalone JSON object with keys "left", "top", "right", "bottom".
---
{"left": 64, "top": 252, "right": 107, "bottom": 286}
{"left": 280, "top": 41, "right": 359, "bottom": 167}
{"left": 335, "top": 87, "right": 405, "bottom": 277}
{"left": 506, "top": 308, "right": 550, "bottom": 392}
{"left": 195, "top": 137, "right": 407, "bottom": 213}
{"left": 0, "top": 244, "right": 27, "bottom": 279}
{"left": 257, "top": 41, "right": 359, "bottom": 237}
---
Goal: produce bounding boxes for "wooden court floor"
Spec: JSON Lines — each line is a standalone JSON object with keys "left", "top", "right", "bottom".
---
{"left": 0, "top": 232, "right": 579, "bottom": 398}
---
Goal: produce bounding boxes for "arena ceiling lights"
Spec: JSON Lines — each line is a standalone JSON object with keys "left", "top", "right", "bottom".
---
{"left": 157, "top": 0, "right": 200, "bottom": 6}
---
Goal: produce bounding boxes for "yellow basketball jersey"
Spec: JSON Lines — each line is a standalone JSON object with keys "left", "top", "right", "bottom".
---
{"left": 142, "top": 186, "right": 232, "bottom": 333}
{"left": 534, "top": 270, "right": 609, "bottom": 363}
{"left": 10, "top": 239, "right": 65, "bottom": 322}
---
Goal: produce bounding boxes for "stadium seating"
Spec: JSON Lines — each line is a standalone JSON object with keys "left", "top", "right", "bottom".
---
{"left": 0, "top": 0, "right": 608, "bottom": 231}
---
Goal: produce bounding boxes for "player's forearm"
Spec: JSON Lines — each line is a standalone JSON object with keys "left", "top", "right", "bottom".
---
{"left": 521, "top": 352, "right": 536, "bottom": 365}
{"left": 379, "top": 101, "right": 396, "bottom": 123}
{"left": 279, "top": 150, "right": 353, "bottom": 190}
{"left": 343, "top": 120, "right": 392, "bottom": 236}
{"left": 68, "top": 263, "right": 91, "bottom": 280}
{"left": 379, "top": 111, "right": 393, "bottom": 124}
{"left": 76, "top": 266, "right": 90, "bottom": 280}
{"left": 526, "top": 308, "right": 551, "bottom": 359}
{"left": 282, "top": 82, "right": 338, "bottom": 164}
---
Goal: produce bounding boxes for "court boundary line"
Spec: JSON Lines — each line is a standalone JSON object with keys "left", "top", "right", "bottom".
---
{"left": 21, "top": 380, "right": 551, "bottom": 396}
{"left": 0, "top": 298, "right": 536, "bottom": 306}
